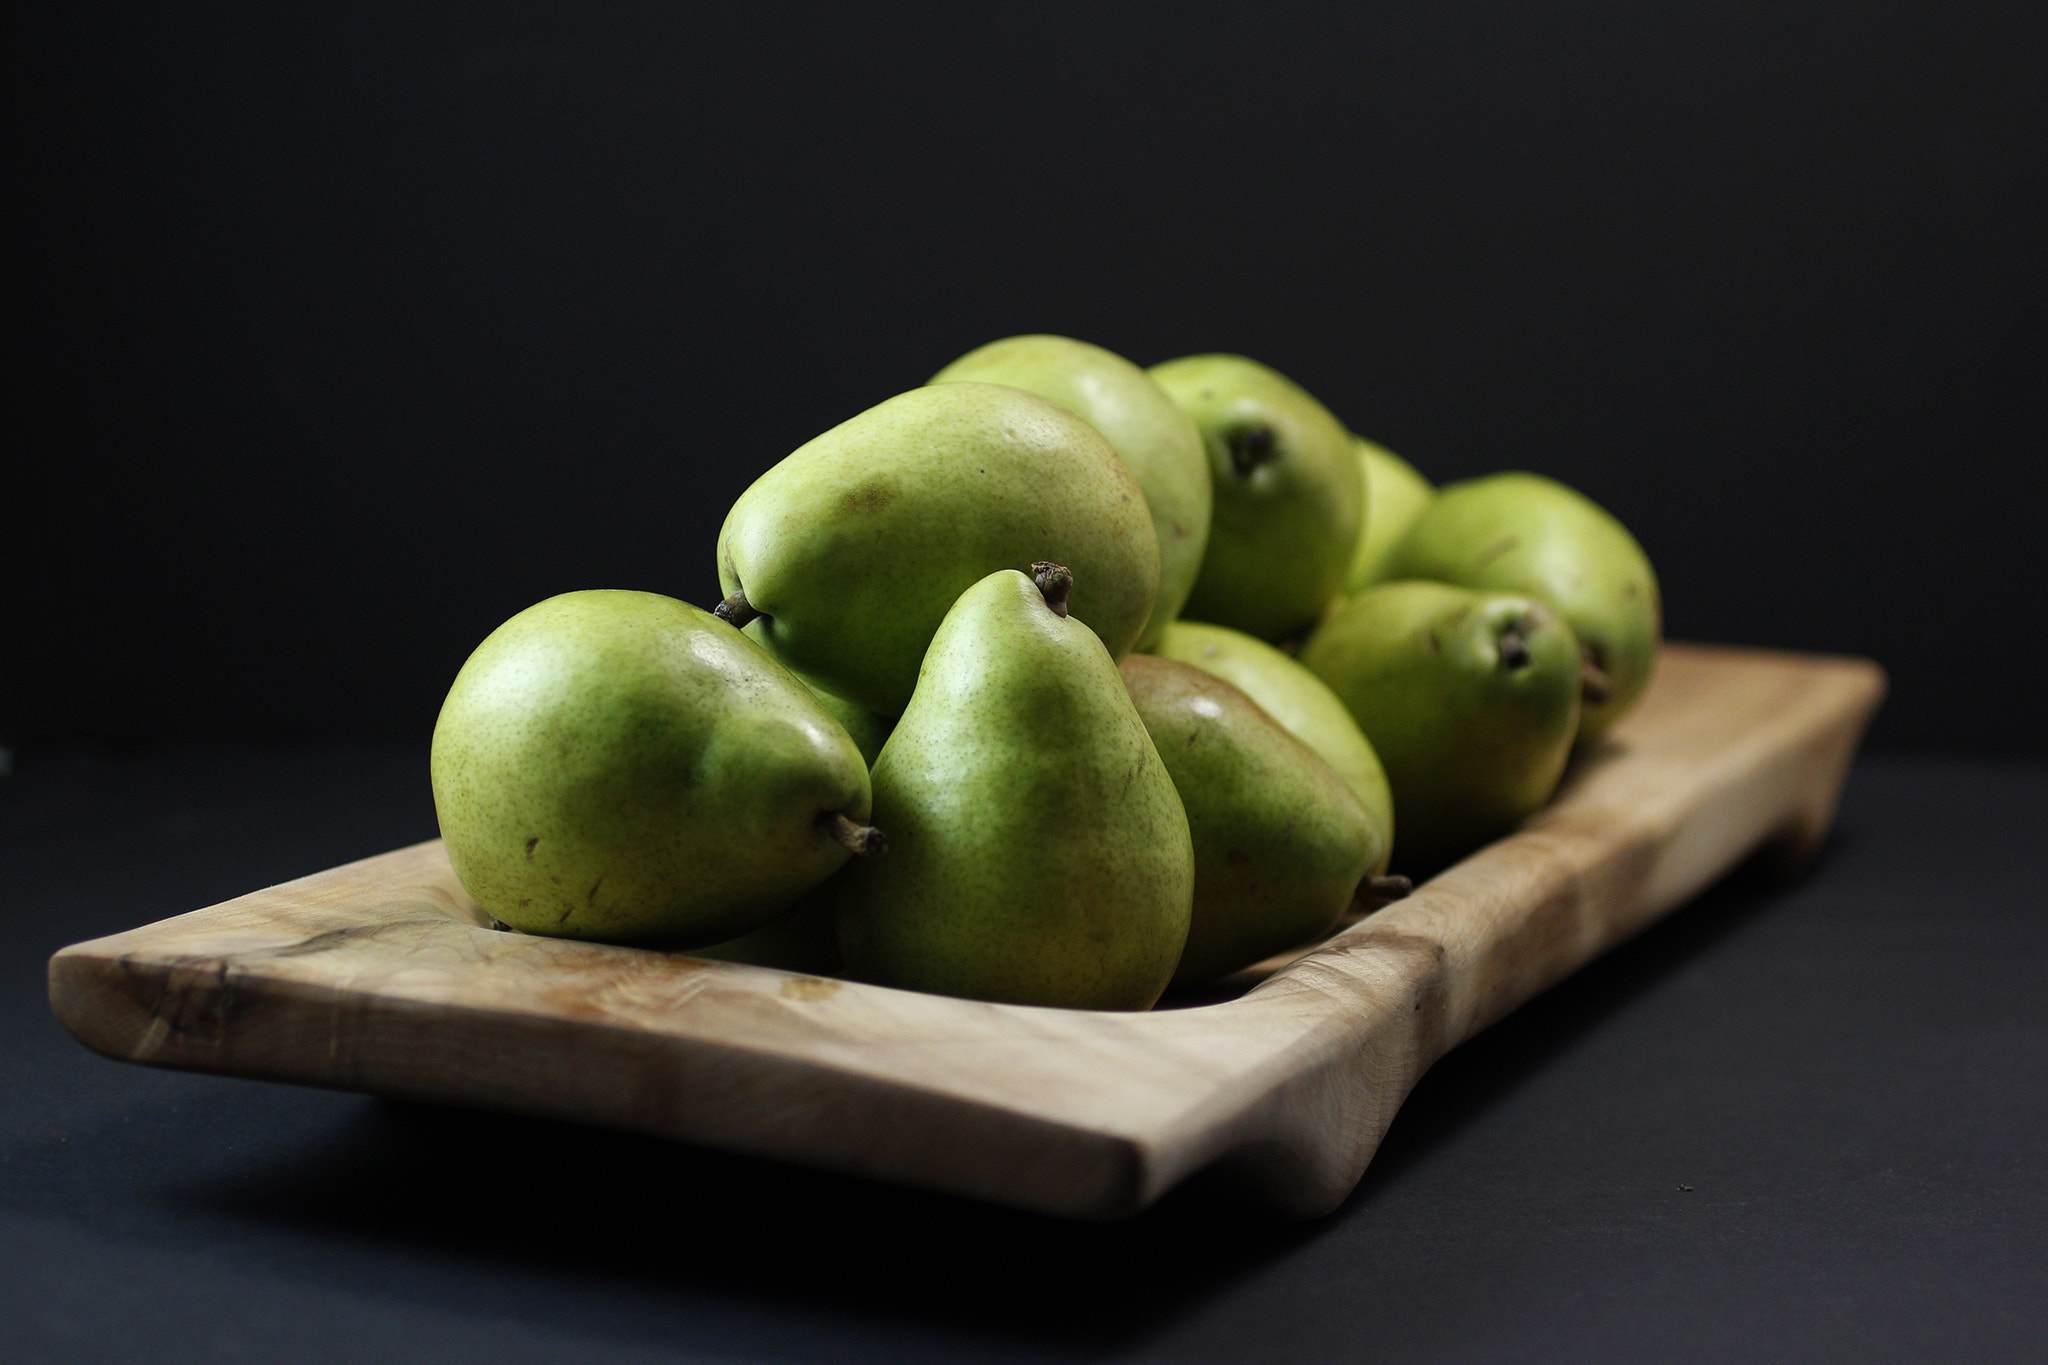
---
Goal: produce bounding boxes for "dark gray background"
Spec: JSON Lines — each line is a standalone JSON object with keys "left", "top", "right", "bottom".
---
{"left": 9, "top": 0, "right": 2047, "bottom": 757}
{"left": 4, "top": 744, "right": 2044, "bottom": 1364}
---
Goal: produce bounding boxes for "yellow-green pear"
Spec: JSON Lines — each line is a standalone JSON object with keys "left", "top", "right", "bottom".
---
{"left": 832, "top": 566, "right": 1193, "bottom": 1010}
{"left": 1119, "top": 655, "right": 1386, "bottom": 989}
{"left": 1152, "top": 619, "right": 1394, "bottom": 873}
{"left": 431, "top": 590, "right": 880, "bottom": 945}
{"left": 931, "top": 335, "right": 1211, "bottom": 652}
{"left": 1344, "top": 438, "right": 1435, "bottom": 592}
{"left": 716, "top": 383, "right": 1160, "bottom": 716}
{"left": 1299, "top": 581, "right": 1582, "bottom": 874}
{"left": 1147, "top": 355, "right": 1362, "bottom": 643}
{"left": 1384, "top": 471, "right": 1659, "bottom": 740}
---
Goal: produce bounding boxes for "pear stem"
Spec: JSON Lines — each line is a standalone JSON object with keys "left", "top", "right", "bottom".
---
{"left": 1228, "top": 423, "right": 1279, "bottom": 475}
{"left": 1498, "top": 629, "right": 1532, "bottom": 670}
{"left": 714, "top": 591, "right": 760, "bottom": 629}
{"left": 1031, "top": 561, "right": 1073, "bottom": 617}
{"left": 1580, "top": 651, "right": 1613, "bottom": 706}
{"left": 820, "top": 811, "right": 888, "bottom": 859}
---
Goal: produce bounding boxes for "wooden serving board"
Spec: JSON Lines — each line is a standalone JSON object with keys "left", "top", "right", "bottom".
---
{"left": 48, "top": 643, "right": 1884, "bottom": 1220}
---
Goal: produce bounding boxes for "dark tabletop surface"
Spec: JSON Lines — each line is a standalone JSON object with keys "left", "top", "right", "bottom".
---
{"left": 3, "top": 744, "right": 2044, "bottom": 1364}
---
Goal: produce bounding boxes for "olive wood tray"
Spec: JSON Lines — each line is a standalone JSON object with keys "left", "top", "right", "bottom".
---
{"left": 49, "top": 642, "right": 1884, "bottom": 1220}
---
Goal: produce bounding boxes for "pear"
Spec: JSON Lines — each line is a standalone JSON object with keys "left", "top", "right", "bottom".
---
{"left": 1152, "top": 619, "right": 1395, "bottom": 873}
{"left": 1147, "top": 355, "right": 1362, "bottom": 643}
{"left": 1299, "top": 581, "right": 1582, "bottom": 874}
{"left": 1119, "top": 655, "right": 1387, "bottom": 989}
{"left": 1343, "top": 438, "right": 1435, "bottom": 592}
{"left": 832, "top": 565, "right": 1194, "bottom": 1010}
{"left": 1383, "top": 471, "right": 1659, "bottom": 740}
{"left": 741, "top": 619, "right": 895, "bottom": 766}
{"left": 430, "top": 590, "right": 881, "bottom": 945}
{"left": 931, "top": 335, "right": 1211, "bottom": 652}
{"left": 716, "top": 383, "right": 1160, "bottom": 716}
{"left": 805, "top": 684, "right": 893, "bottom": 768}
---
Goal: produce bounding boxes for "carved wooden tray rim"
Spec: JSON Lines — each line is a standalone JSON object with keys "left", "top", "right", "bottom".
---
{"left": 48, "top": 641, "right": 1885, "bottom": 1220}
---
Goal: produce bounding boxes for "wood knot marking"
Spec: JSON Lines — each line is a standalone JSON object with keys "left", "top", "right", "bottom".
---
{"left": 122, "top": 954, "right": 251, "bottom": 1050}
{"left": 780, "top": 977, "right": 841, "bottom": 1001}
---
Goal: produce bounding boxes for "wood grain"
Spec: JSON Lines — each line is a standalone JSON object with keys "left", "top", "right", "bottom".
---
{"left": 47, "top": 642, "right": 1884, "bottom": 1219}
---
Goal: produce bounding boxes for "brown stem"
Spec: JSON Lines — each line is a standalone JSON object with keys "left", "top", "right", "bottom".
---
{"left": 820, "top": 810, "right": 888, "bottom": 859}
{"left": 1227, "top": 423, "right": 1278, "bottom": 475}
{"left": 1497, "top": 628, "right": 1532, "bottom": 670}
{"left": 712, "top": 589, "right": 761, "bottom": 630}
{"left": 1031, "top": 561, "right": 1073, "bottom": 617}
{"left": 714, "top": 590, "right": 761, "bottom": 629}
{"left": 1361, "top": 874, "right": 1413, "bottom": 902}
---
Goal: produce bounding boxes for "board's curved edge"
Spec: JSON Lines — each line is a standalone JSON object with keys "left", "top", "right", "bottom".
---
{"left": 1153, "top": 645, "right": 1888, "bottom": 1217}
{"left": 44, "top": 644, "right": 1890, "bottom": 1222}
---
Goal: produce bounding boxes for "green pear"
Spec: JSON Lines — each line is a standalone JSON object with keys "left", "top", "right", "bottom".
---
{"left": 741, "top": 619, "right": 895, "bottom": 766}
{"left": 1343, "top": 438, "right": 1435, "bottom": 592}
{"left": 931, "top": 335, "right": 1211, "bottom": 652}
{"left": 1152, "top": 619, "right": 1395, "bottom": 873}
{"left": 1147, "top": 355, "right": 1362, "bottom": 643}
{"left": 716, "top": 383, "right": 1160, "bottom": 716}
{"left": 832, "top": 566, "right": 1194, "bottom": 1010}
{"left": 805, "top": 684, "right": 893, "bottom": 768}
{"left": 1119, "top": 655, "right": 1386, "bottom": 989}
{"left": 431, "top": 590, "right": 880, "bottom": 945}
{"left": 1299, "top": 581, "right": 1582, "bottom": 874}
{"left": 1383, "top": 471, "right": 1659, "bottom": 740}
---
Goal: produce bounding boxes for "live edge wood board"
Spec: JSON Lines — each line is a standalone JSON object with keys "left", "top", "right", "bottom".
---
{"left": 50, "top": 643, "right": 1884, "bottom": 1220}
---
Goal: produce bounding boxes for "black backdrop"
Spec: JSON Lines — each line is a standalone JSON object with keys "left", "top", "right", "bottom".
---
{"left": 11, "top": 1, "right": 2046, "bottom": 757}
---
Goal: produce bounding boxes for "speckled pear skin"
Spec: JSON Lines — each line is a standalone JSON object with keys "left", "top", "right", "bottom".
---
{"left": 931, "top": 335, "right": 1211, "bottom": 652}
{"left": 832, "top": 570, "right": 1194, "bottom": 1010}
{"left": 1299, "top": 581, "right": 1582, "bottom": 875}
{"left": 804, "top": 685, "right": 893, "bottom": 768}
{"left": 716, "top": 383, "right": 1160, "bottom": 717}
{"left": 1119, "top": 655, "right": 1384, "bottom": 989}
{"left": 1153, "top": 620, "right": 1394, "bottom": 873}
{"left": 1384, "top": 471, "right": 1659, "bottom": 740}
{"left": 741, "top": 619, "right": 895, "bottom": 767}
{"left": 430, "top": 590, "right": 872, "bottom": 946}
{"left": 1147, "top": 355, "right": 1363, "bottom": 643}
{"left": 1343, "top": 438, "right": 1435, "bottom": 592}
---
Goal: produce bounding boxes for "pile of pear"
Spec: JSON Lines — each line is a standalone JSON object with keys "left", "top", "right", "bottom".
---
{"left": 430, "top": 335, "right": 1659, "bottom": 1011}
